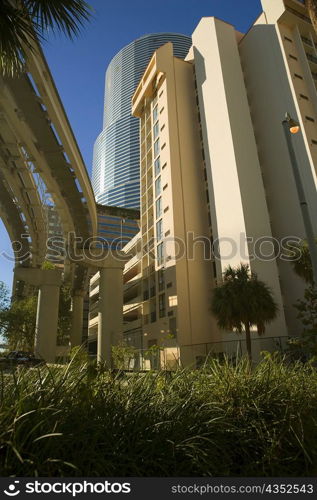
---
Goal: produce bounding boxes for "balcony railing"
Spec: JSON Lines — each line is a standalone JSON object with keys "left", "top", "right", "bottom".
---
{"left": 302, "top": 35, "right": 313, "bottom": 47}
{"left": 307, "top": 52, "right": 317, "bottom": 65}
{"left": 286, "top": 6, "right": 311, "bottom": 24}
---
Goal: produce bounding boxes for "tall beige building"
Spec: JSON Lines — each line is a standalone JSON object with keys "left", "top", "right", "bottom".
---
{"left": 239, "top": 0, "right": 317, "bottom": 332}
{"left": 132, "top": 42, "right": 220, "bottom": 366}
{"left": 89, "top": 0, "right": 317, "bottom": 366}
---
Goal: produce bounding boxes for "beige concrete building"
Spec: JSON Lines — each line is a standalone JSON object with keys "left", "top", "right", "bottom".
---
{"left": 239, "top": 0, "right": 317, "bottom": 333}
{"left": 89, "top": 0, "right": 317, "bottom": 367}
{"left": 132, "top": 42, "right": 221, "bottom": 366}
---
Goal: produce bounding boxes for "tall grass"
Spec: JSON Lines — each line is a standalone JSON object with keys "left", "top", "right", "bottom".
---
{"left": 1, "top": 355, "right": 317, "bottom": 476}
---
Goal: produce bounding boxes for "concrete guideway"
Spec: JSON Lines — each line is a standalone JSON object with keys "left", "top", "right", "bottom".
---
{"left": 0, "top": 40, "right": 128, "bottom": 365}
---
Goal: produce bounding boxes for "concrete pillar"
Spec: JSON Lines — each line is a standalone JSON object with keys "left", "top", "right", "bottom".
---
{"left": 70, "top": 291, "right": 85, "bottom": 348}
{"left": 35, "top": 281, "right": 60, "bottom": 362}
{"left": 14, "top": 267, "right": 62, "bottom": 363}
{"left": 98, "top": 266, "right": 124, "bottom": 366}
{"left": 79, "top": 249, "right": 129, "bottom": 367}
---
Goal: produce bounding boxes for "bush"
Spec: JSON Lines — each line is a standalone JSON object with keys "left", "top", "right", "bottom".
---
{"left": 0, "top": 356, "right": 317, "bottom": 476}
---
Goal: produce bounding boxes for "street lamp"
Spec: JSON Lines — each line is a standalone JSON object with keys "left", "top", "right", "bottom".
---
{"left": 282, "top": 112, "right": 317, "bottom": 285}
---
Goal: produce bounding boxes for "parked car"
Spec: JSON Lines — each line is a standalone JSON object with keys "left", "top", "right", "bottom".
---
{"left": 0, "top": 351, "right": 44, "bottom": 368}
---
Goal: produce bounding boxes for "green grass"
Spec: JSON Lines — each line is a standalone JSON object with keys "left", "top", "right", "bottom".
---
{"left": 1, "top": 355, "right": 317, "bottom": 476}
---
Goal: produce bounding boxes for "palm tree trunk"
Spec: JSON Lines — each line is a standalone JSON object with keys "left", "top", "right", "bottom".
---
{"left": 245, "top": 323, "right": 252, "bottom": 363}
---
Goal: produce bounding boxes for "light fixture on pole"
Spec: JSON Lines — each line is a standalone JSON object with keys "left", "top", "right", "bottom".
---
{"left": 282, "top": 112, "right": 317, "bottom": 285}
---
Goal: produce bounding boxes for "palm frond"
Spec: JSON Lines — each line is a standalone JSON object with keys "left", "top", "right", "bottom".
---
{"left": 24, "top": 0, "right": 92, "bottom": 39}
{"left": 0, "top": 1, "right": 37, "bottom": 76}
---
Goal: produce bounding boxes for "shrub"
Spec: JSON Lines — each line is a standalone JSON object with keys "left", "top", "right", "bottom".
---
{"left": 0, "top": 356, "right": 317, "bottom": 476}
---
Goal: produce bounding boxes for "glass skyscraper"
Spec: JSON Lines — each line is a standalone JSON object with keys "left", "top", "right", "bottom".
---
{"left": 91, "top": 33, "right": 192, "bottom": 209}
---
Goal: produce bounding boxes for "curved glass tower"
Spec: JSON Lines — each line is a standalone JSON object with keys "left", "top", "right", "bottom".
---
{"left": 92, "top": 33, "right": 192, "bottom": 209}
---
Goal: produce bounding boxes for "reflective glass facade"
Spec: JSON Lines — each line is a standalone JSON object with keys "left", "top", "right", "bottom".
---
{"left": 91, "top": 33, "right": 192, "bottom": 209}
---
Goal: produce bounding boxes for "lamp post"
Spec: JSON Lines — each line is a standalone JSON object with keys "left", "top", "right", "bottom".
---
{"left": 282, "top": 112, "right": 317, "bottom": 285}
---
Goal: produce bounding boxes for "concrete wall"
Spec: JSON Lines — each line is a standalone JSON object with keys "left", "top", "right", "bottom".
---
{"left": 192, "top": 17, "right": 288, "bottom": 339}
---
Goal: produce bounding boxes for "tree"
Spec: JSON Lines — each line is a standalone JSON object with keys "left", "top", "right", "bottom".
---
{"left": 0, "top": 278, "right": 72, "bottom": 350}
{"left": 211, "top": 264, "right": 278, "bottom": 362}
{"left": 57, "top": 281, "right": 72, "bottom": 346}
{"left": 0, "top": 0, "right": 92, "bottom": 76}
{"left": 293, "top": 285, "right": 317, "bottom": 358}
{"left": 0, "top": 294, "right": 37, "bottom": 350}
{"left": 0, "top": 281, "right": 9, "bottom": 311}
{"left": 288, "top": 239, "right": 314, "bottom": 285}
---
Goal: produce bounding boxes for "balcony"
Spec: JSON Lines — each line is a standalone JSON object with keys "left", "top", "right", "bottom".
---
{"left": 302, "top": 35, "right": 313, "bottom": 47}
{"left": 307, "top": 53, "right": 317, "bottom": 66}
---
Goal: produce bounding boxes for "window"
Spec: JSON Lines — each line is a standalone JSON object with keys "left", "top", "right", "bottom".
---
{"left": 153, "top": 121, "right": 159, "bottom": 139}
{"left": 164, "top": 206, "right": 169, "bottom": 213}
{"left": 312, "top": 139, "right": 317, "bottom": 144}
{"left": 156, "top": 219, "right": 163, "bottom": 241}
{"left": 153, "top": 105, "right": 158, "bottom": 122}
{"left": 165, "top": 230, "right": 170, "bottom": 237}
{"left": 306, "top": 116, "right": 315, "bottom": 122}
{"left": 169, "top": 295, "right": 178, "bottom": 307}
{"left": 159, "top": 90, "right": 164, "bottom": 97}
{"left": 167, "top": 282, "right": 172, "bottom": 289}
{"left": 163, "top": 183, "right": 168, "bottom": 191}
{"left": 154, "top": 157, "right": 160, "bottom": 176}
{"left": 161, "top": 142, "right": 166, "bottom": 150}
{"left": 155, "top": 177, "right": 161, "bottom": 197}
{"left": 161, "top": 124, "right": 165, "bottom": 131}
{"left": 154, "top": 139, "right": 160, "bottom": 157}
{"left": 162, "top": 162, "right": 167, "bottom": 170}
{"left": 289, "top": 54, "right": 298, "bottom": 60}
{"left": 284, "top": 36, "right": 293, "bottom": 42}
{"left": 156, "top": 197, "right": 162, "bottom": 218}
{"left": 169, "top": 317, "right": 177, "bottom": 337}
{"left": 159, "top": 293, "right": 166, "bottom": 318}
{"left": 160, "top": 107, "right": 164, "bottom": 114}
{"left": 158, "top": 270, "right": 165, "bottom": 292}
{"left": 157, "top": 242, "right": 164, "bottom": 266}
{"left": 300, "top": 94, "right": 309, "bottom": 100}
{"left": 294, "top": 73, "right": 303, "bottom": 79}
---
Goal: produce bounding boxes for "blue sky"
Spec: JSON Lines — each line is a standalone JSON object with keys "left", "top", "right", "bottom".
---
{"left": 0, "top": 0, "right": 262, "bottom": 289}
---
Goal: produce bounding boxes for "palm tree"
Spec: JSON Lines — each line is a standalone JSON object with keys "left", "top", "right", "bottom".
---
{"left": 289, "top": 239, "right": 314, "bottom": 285}
{"left": 211, "top": 264, "right": 278, "bottom": 362}
{"left": 306, "top": 0, "right": 317, "bottom": 35}
{"left": 0, "top": 0, "right": 92, "bottom": 76}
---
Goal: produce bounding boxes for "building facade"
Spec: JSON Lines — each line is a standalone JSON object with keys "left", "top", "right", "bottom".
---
{"left": 91, "top": 33, "right": 192, "bottom": 210}
{"left": 89, "top": 0, "right": 317, "bottom": 367}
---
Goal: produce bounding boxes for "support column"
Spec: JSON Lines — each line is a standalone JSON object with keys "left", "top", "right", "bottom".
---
{"left": 98, "top": 266, "right": 124, "bottom": 366}
{"left": 14, "top": 267, "right": 62, "bottom": 363}
{"left": 35, "top": 281, "right": 60, "bottom": 362}
{"left": 80, "top": 249, "right": 128, "bottom": 367}
{"left": 70, "top": 291, "right": 85, "bottom": 348}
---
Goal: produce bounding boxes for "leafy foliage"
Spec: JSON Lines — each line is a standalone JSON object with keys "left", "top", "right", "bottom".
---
{"left": 0, "top": 294, "right": 37, "bottom": 351}
{"left": 0, "top": 0, "right": 92, "bottom": 76}
{"left": 0, "top": 280, "right": 72, "bottom": 350}
{"left": 288, "top": 239, "right": 314, "bottom": 285}
{"left": 290, "top": 286, "right": 317, "bottom": 358}
{"left": 211, "top": 264, "right": 278, "bottom": 360}
{"left": 1, "top": 356, "right": 317, "bottom": 476}
{"left": 0, "top": 281, "right": 9, "bottom": 311}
